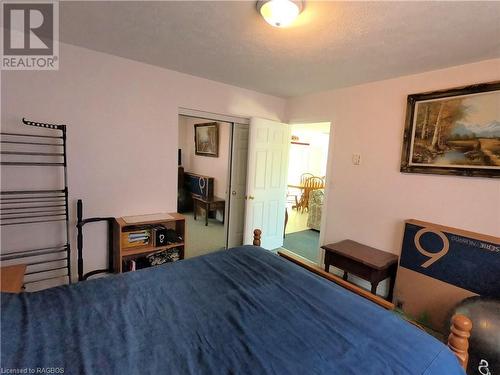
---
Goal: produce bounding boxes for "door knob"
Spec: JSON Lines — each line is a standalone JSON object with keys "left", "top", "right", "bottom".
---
{"left": 248, "top": 196, "right": 255, "bottom": 200}
{"left": 232, "top": 191, "right": 237, "bottom": 195}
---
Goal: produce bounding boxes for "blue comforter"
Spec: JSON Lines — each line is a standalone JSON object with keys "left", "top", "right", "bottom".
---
{"left": 1, "top": 246, "right": 463, "bottom": 374}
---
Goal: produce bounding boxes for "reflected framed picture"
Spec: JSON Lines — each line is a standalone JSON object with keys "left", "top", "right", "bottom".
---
{"left": 400, "top": 81, "right": 500, "bottom": 178}
{"left": 194, "top": 122, "right": 219, "bottom": 157}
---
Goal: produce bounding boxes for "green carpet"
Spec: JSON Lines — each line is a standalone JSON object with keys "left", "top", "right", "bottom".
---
{"left": 283, "top": 230, "right": 320, "bottom": 263}
{"left": 184, "top": 212, "right": 225, "bottom": 259}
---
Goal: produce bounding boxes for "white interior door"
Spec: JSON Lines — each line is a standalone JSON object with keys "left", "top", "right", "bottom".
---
{"left": 227, "top": 123, "right": 249, "bottom": 248}
{"left": 244, "top": 118, "right": 290, "bottom": 249}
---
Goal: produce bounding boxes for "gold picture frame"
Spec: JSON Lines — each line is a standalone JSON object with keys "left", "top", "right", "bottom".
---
{"left": 194, "top": 122, "right": 219, "bottom": 157}
{"left": 401, "top": 81, "right": 500, "bottom": 178}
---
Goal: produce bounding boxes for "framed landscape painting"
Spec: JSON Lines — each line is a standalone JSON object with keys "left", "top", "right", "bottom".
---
{"left": 401, "top": 81, "right": 500, "bottom": 178}
{"left": 194, "top": 122, "right": 219, "bottom": 157}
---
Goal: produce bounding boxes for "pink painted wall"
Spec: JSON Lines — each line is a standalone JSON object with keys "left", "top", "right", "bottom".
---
{"left": 2, "top": 40, "right": 498, "bottom": 292}
{"left": 178, "top": 116, "right": 231, "bottom": 198}
{"left": 287, "top": 58, "right": 500, "bottom": 264}
{"left": 1, "top": 42, "right": 285, "bottom": 282}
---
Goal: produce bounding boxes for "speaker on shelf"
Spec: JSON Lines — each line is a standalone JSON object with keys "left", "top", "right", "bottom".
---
{"left": 153, "top": 226, "right": 168, "bottom": 247}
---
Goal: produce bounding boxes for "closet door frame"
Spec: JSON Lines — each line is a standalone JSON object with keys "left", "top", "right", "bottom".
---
{"left": 178, "top": 107, "right": 250, "bottom": 249}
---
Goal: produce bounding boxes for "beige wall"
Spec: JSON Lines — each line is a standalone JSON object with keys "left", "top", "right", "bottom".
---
{"left": 1, "top": 42, "right": 285, "bottom": 282}
{"left": 178, "top": 116, "right": 231, "bottom": 198}
{"left": 287, "top": 58, "right": 500, "bottom": 264}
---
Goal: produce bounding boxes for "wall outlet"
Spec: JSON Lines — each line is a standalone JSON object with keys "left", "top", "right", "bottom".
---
{"left": 352, "top": 153, "right": 361, "bottom": 165}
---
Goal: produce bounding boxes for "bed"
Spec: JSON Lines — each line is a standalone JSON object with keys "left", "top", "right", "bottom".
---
{"left": 1, "top": 239, "right": 467, "bottom": 374}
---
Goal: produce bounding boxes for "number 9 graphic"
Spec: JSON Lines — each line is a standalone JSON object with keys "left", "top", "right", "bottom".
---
{"left": 414, "top": 228, "right": 449, "bottom": 268}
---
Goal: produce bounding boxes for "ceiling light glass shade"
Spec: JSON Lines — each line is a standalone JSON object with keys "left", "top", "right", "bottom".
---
{"left": 258, "top": 0, "right": 303, "bottom": 28}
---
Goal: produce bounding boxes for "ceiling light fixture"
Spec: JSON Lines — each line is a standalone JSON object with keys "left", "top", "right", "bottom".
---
{"left": 257, "top": 0, "right": 304, "bottom": 28}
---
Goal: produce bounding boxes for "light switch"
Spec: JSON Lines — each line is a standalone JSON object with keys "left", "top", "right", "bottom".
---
{"left": 352, "top": 153, "right": 361, "bottom": 165}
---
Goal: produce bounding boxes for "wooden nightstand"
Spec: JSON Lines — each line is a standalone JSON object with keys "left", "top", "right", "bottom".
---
{"left": 322, "top": 240, "right": 399, "bottom": 301}
{"left": 0, "top": 264, "right": 27, "bottom": 293}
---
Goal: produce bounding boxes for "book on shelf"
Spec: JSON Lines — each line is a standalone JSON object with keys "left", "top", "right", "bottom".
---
{"left": 123, "top": 259, "right": 137, "bottom": 272}
{"left": 128, "top": 231, "right": 150, "bottom": 240}
{"left": 129, "top": 232, "right": 149, "bottom": 238}
{"left": 121, "top": 229, "right": 152, "bottom": 248}
{"left": 128, "top": 237, "right": 149, "bottom": 243}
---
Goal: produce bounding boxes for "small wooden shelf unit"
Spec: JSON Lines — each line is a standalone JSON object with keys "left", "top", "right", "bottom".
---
{"left": 113, "top": 213, "right": 185, "bottom": 273}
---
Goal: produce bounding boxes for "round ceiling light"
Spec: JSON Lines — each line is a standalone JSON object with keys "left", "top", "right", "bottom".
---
{"left": 257, "top": 0, "right": 304, "bottom": 28}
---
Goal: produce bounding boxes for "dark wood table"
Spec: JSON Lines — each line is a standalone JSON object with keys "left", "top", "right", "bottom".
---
{"left": 192, "top": 195, "right": 225, "bottom": 226}
{"left": 322, "top": 240, "right": 398, "bottom": 301}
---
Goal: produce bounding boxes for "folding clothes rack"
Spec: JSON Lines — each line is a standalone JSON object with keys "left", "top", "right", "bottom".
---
{"left": 0, "top": 118, "right": 71, "bottom": 287}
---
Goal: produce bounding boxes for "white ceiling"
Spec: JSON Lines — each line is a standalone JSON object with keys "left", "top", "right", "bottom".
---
{"left": 60, "top": 1, "right": 500, "bottom": 98}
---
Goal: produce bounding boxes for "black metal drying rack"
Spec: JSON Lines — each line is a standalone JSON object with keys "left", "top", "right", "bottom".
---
{"left": 0, "top": 118, "right": 71, "bottom": 287}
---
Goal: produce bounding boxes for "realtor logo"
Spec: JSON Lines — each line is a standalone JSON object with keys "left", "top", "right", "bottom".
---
{"left": 1, "top": 1, "right": 59, "bottom": 70}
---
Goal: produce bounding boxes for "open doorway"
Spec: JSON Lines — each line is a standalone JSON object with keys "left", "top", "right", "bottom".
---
{"left": 283, "top": 122, "right": 331, "bottom": 263}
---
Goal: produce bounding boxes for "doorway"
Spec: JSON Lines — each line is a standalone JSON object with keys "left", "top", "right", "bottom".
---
{"left": 283, "top": 122, "right": 331, "bottom": 263}
{"left": 177, "top": 113, "right": 249, "bottom": 258}
{"left": 177, "top": 113, "right": 331, "bottom": 265}
{"left": 242, "top": 118, "right": 331, "bottom": 259}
